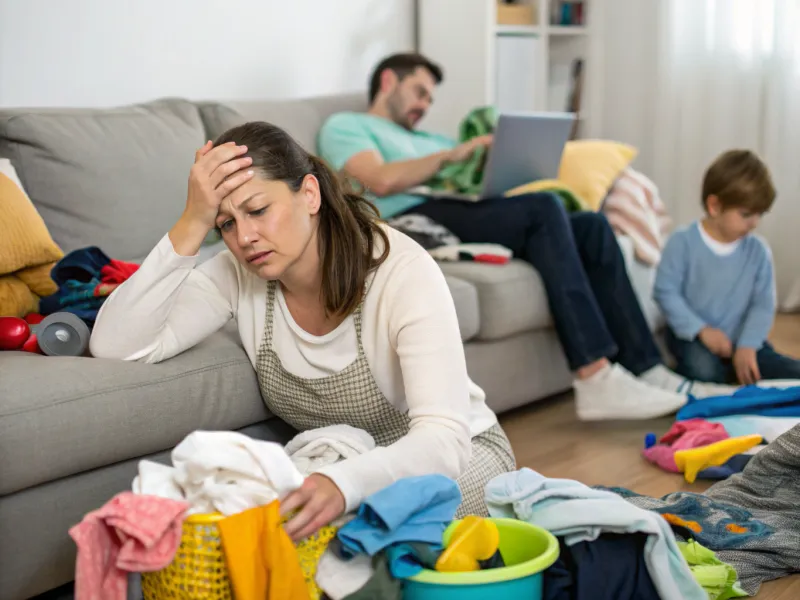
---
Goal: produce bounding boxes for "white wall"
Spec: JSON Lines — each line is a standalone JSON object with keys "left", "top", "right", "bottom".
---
{"left": 0, "top": 0, "right": 414, "bottom": 108}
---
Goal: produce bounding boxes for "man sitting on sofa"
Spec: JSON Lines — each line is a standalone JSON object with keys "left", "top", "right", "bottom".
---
{"left": 317, "top": 52, "right": 729, "bottom": 421}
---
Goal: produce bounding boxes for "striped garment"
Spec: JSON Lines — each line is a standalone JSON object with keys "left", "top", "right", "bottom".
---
{"left": 601, "top": 168, "right": 671, "bottom": 266}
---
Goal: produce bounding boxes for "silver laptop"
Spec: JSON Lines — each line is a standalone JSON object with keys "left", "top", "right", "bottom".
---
{"left": 411, "top": 111, "right": 576, "bottom": 202}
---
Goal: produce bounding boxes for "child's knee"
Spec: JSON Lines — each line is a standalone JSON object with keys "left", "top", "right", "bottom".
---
{"left": 678, "top": 344, "right": 728, "bottom": 383}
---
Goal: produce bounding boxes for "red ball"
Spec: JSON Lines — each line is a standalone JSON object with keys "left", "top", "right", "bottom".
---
{"left": 0, "top": 316, "right": 31, "bottom": 350}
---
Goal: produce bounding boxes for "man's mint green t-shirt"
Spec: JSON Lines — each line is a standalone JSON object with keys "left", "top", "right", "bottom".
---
{"left": 317, "top": 112, "right": 456, "bottom": 218}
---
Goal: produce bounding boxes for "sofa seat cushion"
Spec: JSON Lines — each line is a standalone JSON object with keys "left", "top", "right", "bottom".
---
{"left": 0, "top": 99, "right": 206, "bottom": 260}
{"left": 444, "top": 275, "right": 480, "bottom": 342}
{"left": 439, "top": 260, "right": 552, "bottom": 341}
{"left": 0, "top": 324, "right": 267, "bottom": 496}
{"left": 438, "top": 234, "right": 663, "bottom": 343}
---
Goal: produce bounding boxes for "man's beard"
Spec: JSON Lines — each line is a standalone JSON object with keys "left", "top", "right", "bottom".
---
{"left": 388, "top": 94, "right": 415, "bottom": 130}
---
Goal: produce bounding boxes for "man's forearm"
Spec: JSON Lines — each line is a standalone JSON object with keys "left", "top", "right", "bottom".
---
{"left": 370, "top": 151, "right": 451, "bottom": 196}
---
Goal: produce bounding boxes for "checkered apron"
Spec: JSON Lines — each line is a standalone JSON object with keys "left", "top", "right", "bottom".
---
{"left": 256, "top": 281, "right": 515, "bottom": 517}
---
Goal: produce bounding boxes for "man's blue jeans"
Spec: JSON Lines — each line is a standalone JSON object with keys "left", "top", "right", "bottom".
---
{"left": 410, "top": 192, "right": 663, "bottom": 374}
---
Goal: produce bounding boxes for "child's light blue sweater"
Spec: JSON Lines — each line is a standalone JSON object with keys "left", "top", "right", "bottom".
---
{"left": 654, "top": 222, "right": 775, "bottom": 349}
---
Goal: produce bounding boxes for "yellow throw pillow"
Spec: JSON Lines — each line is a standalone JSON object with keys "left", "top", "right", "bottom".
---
{"left": 0, "top": 274, "right": 39, "bottom": 318}
{"left": 0, "top": 171, "right": 63, "bottom": 275}
{"left": 558, "top": 140, "right": 638, "bottom": 211}
{"left": 16, "top": 262, "right": 59, "bottom": 297}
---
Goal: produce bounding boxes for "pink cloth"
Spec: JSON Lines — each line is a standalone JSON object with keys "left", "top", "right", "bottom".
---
{"left": 643, "top": 419, "right": 729, "bottom": 472}
{"left": 69, "top": 491, "right": 189, "bottom": 600}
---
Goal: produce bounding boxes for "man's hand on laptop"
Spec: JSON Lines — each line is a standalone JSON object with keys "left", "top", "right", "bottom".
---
{"left": 446, "top": 134, "right": 494, "bottom": 164}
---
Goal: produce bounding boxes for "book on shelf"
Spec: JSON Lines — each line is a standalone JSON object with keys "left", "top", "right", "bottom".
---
{"left": 550, "top": 1, "right": 586, "bottom": 26}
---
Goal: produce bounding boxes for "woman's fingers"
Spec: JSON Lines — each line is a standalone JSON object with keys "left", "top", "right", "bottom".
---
{"left": 194, "top": 140, "right": 212, "bottom": 163}
{"left": 280, "top": 491, "right": 306, "bottom": 519}
{"left": 284, "top": 494, "right": 331, "bottom": 541}
{"left": 211, "top": 156, "right": 253, "bottom": 190}
{"left": 217, "top": 168, "right": 255, "bottom": 199}
{"left": 198, "top": 142, "right": 248, "bottom": 175}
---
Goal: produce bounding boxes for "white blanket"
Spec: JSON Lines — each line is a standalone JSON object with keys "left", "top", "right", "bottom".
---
{"left": 133, "top": 430, "right": 304, "bottom": 516}
{"left": 284, "top": 425, "right": 375, "bottom": 476}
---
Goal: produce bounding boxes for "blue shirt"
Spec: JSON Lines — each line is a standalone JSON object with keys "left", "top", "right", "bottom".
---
{"left": 654, "top": 222, "right": 776, "bottom": 349}
{"left": 317, "top": 112, "right": 456, "bottom": 218}
{"left": 336, "top": 474, "right": 461, "bottom": 558}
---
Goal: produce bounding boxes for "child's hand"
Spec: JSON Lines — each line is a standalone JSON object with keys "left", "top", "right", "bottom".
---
{"left": 733, "top": 347, "right": 761, "bottom": 385}
{"left": 699, "top": 327, "right": 733, "bottom": 358}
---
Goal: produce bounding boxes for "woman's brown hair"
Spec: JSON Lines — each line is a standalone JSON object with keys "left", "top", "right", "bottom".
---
{"left": 214, "top": 121, "right": 389, "bottom": 317}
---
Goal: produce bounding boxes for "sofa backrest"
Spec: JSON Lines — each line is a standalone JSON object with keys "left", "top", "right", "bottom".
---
{"left": 198, "top": 93, "right": 366, "bottom": 152}
{"left": 0, "top": 93, "right": 366, "bottom": 261}
{"left": 0, "top": 98, "right": 205, "bottom": 260}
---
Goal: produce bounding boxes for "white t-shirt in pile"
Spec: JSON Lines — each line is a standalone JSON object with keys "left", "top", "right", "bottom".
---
{"left": 90, "top": 225, "right": 498, "bottom": 510}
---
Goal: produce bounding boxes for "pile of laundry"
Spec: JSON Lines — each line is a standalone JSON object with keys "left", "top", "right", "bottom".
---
{"left": 642, "top": 382, "right": 800, "bottom": 483}
{"left": 69, "top": 419, "right": 800, "bottom": 600}
{"left": 387, "top": 213, "right": 513, "bottom": 265}
{"left": 642, "top": 418, "right": 764, "bottom": 483}
{"left": 69, "top": 426, "right": 491, "bottom": 600}
{"left": 595, "top": 421, "right": 800, "bottom": 596}
{"left": 38, "top": 246, "right": 139, "bottom": 327}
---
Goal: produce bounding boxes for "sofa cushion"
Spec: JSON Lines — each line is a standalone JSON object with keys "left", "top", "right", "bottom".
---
{"left": 0, "top": 98, "right": 206, "bottom": 260}
{"left": 439, "top": 235, "right": 663, "bottom": 342}
{"left": 444, "top": 275, "right": 480, "bottom": 342}
{"left": 198, "top": 94, "right": 367, "bottom": 153}
{"left": 0, "top": 324, "right": 267, "bottom": 496}
{"left": 439, "top": 260, "right": 552, "bottom": 341}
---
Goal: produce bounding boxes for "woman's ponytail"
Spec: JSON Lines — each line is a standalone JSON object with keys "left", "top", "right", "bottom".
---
{"left": 309, "top": 155, "right": 390, "bottom": 316}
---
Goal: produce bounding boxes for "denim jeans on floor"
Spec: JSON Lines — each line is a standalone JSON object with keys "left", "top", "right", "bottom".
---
{"left": 667, "top": 330, "right": 800, "bottom": 384}
{"left": 410, "top": 192, "right": 663, "bottom": 374}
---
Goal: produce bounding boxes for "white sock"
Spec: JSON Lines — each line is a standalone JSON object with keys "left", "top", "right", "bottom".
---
{"left": 583, "top": 362, "right": 613, "bottom": 383}
{"left": 574, "top": 364, "right": 687, "bottom": 421}
{"left": 639, "top": 364, "right": 688, "bottom": 393}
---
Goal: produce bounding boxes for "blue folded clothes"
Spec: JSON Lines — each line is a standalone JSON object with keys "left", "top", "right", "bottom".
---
{"left": 679, "top": 385, "right": 800, "bottom": 420}
{"left": 337, "top": 474, "right": 461, "bottom": 559}
{"left": 697, "top": 454, "right": 754, "bottom": 480}
{"left": 486, "top": 468, "right": 705, "bottom": 600}
{"left": 38, "top": 246, "right": 112, "bottom": 326}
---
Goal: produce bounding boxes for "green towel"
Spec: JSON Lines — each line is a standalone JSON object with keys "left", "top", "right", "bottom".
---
{"left": 548, "top": 188, "right": 585, "bottom": 213}
{"left": 428, "top": 106, "right": 498, "bottom": 195}
{"left": 678, "top": 540, "right": 749, "bottom": 600}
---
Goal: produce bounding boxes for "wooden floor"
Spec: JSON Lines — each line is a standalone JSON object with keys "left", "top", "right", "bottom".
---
{"left": 500, "top": 313, "right": 800, "bottom": 598}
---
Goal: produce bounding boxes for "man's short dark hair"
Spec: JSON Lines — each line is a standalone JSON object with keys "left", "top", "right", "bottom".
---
{"left": 368, "top": 53, "right": 444, "bottom": 103}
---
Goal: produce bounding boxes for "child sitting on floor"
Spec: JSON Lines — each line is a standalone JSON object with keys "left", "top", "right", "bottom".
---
{"left": 654, "top": 149, "right": 800, "bottom": 385}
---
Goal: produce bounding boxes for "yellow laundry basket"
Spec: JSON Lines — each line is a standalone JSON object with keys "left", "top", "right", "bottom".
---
{"left": 141, "top": 512, "right": 337, "bottom": 600}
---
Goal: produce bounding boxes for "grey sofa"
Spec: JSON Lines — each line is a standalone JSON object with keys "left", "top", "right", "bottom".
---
{"left": 0, "top": 95, "right": 660, "bottom": 599}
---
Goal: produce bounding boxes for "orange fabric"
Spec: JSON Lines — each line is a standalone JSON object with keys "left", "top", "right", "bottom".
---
{"left": 662, "top": 513, "right": 703, "bottom": 533}
{"left": 218, "top": 501, "right": 309, "bottom": 600}
{"left": 726, "top": 523, "right": 748, "bottom": 534}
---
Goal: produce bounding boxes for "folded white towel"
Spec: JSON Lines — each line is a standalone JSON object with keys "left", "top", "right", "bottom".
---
{"left": 132, "top": 430, "right": 304, "bottom": 516}
{"left": 284, "top": 425, "right": 376, "bottom": 476}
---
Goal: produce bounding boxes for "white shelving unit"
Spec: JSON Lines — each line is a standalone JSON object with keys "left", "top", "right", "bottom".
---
{"left": 417, "top": 0, "right": 592, "bottom": 138}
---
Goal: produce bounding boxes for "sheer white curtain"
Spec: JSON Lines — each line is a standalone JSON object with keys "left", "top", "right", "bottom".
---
{"left": 593, "top": 0, "right": 800, "bottom": 310}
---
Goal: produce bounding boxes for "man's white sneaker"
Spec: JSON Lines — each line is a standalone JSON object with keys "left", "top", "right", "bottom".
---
{"left": 574, "top": 364, "right": 688, "bottom": 421}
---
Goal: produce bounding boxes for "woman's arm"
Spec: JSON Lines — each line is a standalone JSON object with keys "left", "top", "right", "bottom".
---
{"left": 89, "top": 235, "right": 239, "bottom": 363}
{"left": 91, "top": 140, "right": 256, "bottom": 362}
{"left": 317, "top": 252, "right": 473, "bottom": 511}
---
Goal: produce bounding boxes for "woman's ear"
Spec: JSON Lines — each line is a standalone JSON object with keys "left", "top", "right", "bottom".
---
{"left": 300, "top": 174, "right": 322, "bottom": 215}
